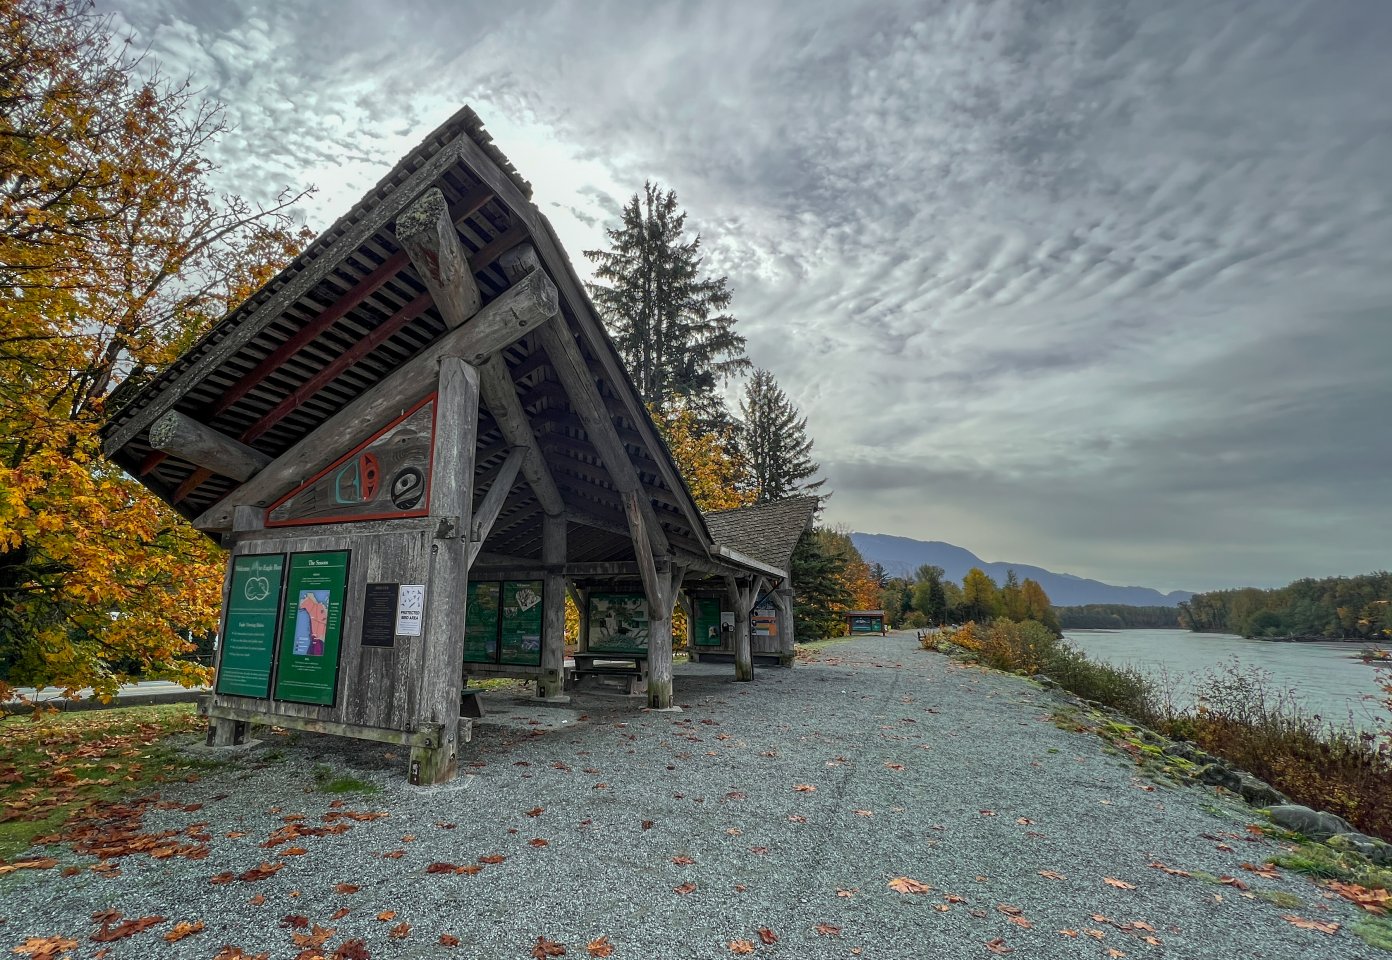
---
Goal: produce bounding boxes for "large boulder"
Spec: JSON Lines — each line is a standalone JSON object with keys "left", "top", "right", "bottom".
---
{"left": 1236, "top": 774, "right": 1285, "bottom": 808}
{"left": 1198, "top": 763, "right": 1241, "bottom": 791}
{"left": 1268, "top": 804, "right": 1354, "bottom": 840}
{"left": 1328, "top": 833, "right": 1392, "bottom": 867}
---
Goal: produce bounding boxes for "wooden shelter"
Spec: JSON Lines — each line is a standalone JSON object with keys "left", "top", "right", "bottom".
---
{"left": 845, "top": 610, "right": 888, "bottom": 635}
{"left": 694, "top": 497, "right": 818, "bottom": 667}
{"left": 101, "top": 107, "right": 784, "bottom": 784}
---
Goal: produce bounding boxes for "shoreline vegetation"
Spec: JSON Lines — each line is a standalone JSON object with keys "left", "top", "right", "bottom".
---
{"left": 920, "top": 620, "right": 1392, "bottom": 847}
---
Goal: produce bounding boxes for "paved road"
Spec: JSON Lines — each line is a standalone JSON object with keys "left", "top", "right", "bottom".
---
{"left": 0, "top": 632, "right": 1376, "bottom": 958}
{"left": 6, "top": 680, "right": 207, "bottom": 707}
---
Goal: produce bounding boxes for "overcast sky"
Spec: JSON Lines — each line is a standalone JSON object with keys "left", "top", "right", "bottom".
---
{"left": 105, "top": 0, "right": 1391, "bottom": 593}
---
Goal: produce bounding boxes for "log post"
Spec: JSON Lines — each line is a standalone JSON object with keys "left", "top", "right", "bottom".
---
{"left": 539, "top": 514, "right": 567, "bottom": 699}
{"left": 645, "top": 556, "right": 675, "bottom": 709}
{"left": 150, "top": 410, "right": 270, "bottom": 481}
{"left": 396, "top": 187, "right": 481, "bottom": 328}
{"left": 727, "top": 577, "right": 758, "bottom": 682}
{"left": 773, "top": 584, "right": 796, "bottom": 666}
{"left": 569, "top": 585, "right": 590, "bottom": 654}
{"left": 411, "top": 356, "right": 478, "bottom": 786}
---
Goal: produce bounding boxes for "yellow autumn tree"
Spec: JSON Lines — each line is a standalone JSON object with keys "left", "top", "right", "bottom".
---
{"left": 0, "top": 0, "right": 311, "bottom": 698}
{"left": 650, "top": 403, "right": 755, "bottom": 512}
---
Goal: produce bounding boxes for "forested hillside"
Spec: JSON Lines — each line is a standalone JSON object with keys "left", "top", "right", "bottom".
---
{"left": 1179, "top": 572, "right": 1392, "bottom": 640}
{"left": 1055, "top": 605, "right": 1182, "bottom": 630}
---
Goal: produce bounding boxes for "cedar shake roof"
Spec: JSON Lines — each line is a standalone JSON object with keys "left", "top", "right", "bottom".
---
{"left": 702, "top": 496, "right": 819, "bottom": 572}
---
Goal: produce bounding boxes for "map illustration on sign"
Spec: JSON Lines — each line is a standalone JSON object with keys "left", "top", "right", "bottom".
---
{"left": 265, "top": 396, "right": 435, "bottom": 526}
{"left": 587, "top": 593, "right": 650, "bottom": 654}
{"left": 293, "top": 589, "right": 330, "bottom": 656}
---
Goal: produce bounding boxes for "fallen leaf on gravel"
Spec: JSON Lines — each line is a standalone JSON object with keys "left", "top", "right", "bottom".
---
{"left": 979, "top": 810, "right": 996, "bottom": 817}
{"left": 1038, "top": 870, "right": 1067, "bottom": 881}
{"left": 1240, "top": 863, "right": 1281, "bottom": 879}
{"left": 239, "top": 862, "right": 284, "bottom": 882}
{"left": 283, "top": 846, "right": 308, "bottom": 856}
{"left": 526, "top": 808, "right": 545, "bottom": 817}
{"left": 641, "top": 820, "right": 654, "bottom": 830}
{"left": 376, "top": 910, "right": 397, "bottom": 922}
{"left": 280, "top": 915, "right": 309, "bottom": 929}
{"left": 586, "top": 935, "right": 614, "bottom": 957}
{"left": 751, "top": 846, "right": 769, "bottom": 855}
{"left": 814, "top": 923, "right": 841, "bottom": 936}
{"left": 529, "top": 838, "right": 550, "bottom": 848}
{"left": 1059, "top": 930, "right": 1078, "bottom": 938}
{"left": 13, "top": 936, "right": 79, "bottom": 958}
{"left": 91, "top": 915, "right": 165, "bottom": 942}
{"left": 212, "top": 948, "right": 269, "bottom": 960}
{"left": 427, "top": 862, "right": 464, "bottom": 874}
{"left": 1327, "top": 880, "right": 1391, "bottom": 914}
{"left": 334, "top": 883, "right": 360, "bottom": 894}
{"left": 388, "top": 922, "right": 410, "bottom": 939}
{"left": 837, "top": 888, "right": 856, "bottom": 898}
{"left": 672, "top": 856, "right": 695, "bottom": 865}
{"left": 330, "top": 908, "right": 350, "bottom": 921}
{"left": 0, "top": 858, "right": 57, "bottom": 874}
{"left": 984, "top": 938, "right": 1013, "bottom": 954}
{"left": 380, "top": 850, "right": 405, "bottom": 859}
{"left": 211, "top": 871, "right": 235, "bottom": 884}
{"left": 888, "top": 877, "right": 931, "bottom": 894}
{"left": 440, "top": 934, "right": 461, "bottom": 947}
{"left": 885, "top": 763, "right": 905, "bottom": 771}
{"left": 735, "top": 884, "right": 747, "bottom": 892}
{"left": 1103, "top": 877, "right": 1136, "bottom": 890}
{"left": 788, "top": 814, "right": 807, "bottom": 823}
{"left": 1085, "top": 929, "right": 1105, "bottom": 940}
{"left": 1147, "top": 861, "right": 1191, "bottom": 877}
{"left": 997, "top": 904, "right": 1023, "bottom": 916}
{"left": 674, "top": 882, "right": 698, "bottom": 894}
{"left": 793, "top": 784, "right": 816, "bottom": 792}
{"left": 479, "top": 854, "right": 506, "bottom": 864}
{"left": 249, "top": 895, "right": 266, "bottom": 906}
{"left": 757, "top": 927, "right": 777, "bottom": 945}
{"left": 332, "top": 939, "right": 370, "bottom": 959}
{"left": 1107, "top": 950, "right": 1126, "bottom": 958}
{"left": 1218, "top": 876, "right": 1248, "bottom": 890}
{"left": 533, "top": 936, "right": 566, "bottom": 957}
{"left": 1282, "top": 915, "right": 1340, "bottom": 934}
{"left": 292, "top": 925, "right": 335, "bottom": 949}
{"left": 854, "top": 810, "right": 874, "bottom": 818}
{"left": 729, "top": 940, "right": 754, "bottom": 954}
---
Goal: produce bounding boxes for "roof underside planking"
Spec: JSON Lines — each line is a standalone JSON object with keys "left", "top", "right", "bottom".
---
{"left": 99, "top": 106, "right": 774, "bottom": 582}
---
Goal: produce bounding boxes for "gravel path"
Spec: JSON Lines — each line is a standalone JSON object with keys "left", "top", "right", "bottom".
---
{"left": 0, "top": 632, "right": 1376, "bottom": 959}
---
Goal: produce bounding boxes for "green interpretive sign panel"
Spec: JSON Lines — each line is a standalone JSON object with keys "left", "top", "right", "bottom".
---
{"left": 463, "top": 581, "right": 501, "bottom": 663}
{"left": 693, "top": 597, "right": 723, "bottom": 647}
{"left": 587, "top": 593, "right": 650, "bottom": 654}
{"left": 499, "top": 581, "right": 544, "bottom": 666}
{"left": 273, "top": 550, "right": 351, "bottom": 706}
{"left": 215, "top": 553, "right": 286, "bottom": 698}
{"left": 849, "top": 615, "right": 883, "bottom": 634}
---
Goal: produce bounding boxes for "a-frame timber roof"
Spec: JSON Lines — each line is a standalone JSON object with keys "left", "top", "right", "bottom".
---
{"left": 702, "top": 496, "right": 819, "bottom": 573}
{"left": 100, "top": 106, "right": 776, "bottom": 581}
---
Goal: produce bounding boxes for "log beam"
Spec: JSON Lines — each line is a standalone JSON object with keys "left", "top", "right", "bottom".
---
{"left": 539, "top": 514, "right": 567, "bottom": 699}
{"left": 477, "top": 354, "right": 565, "bottom": 516}
{"left": 397, "top": 187, "right": 482, "bottom": 329}
{"left": 193, "top": 270, "right": 558, "bottom": 532}
{"left": 467, "top": 446, "right": 526, "bottom": 566}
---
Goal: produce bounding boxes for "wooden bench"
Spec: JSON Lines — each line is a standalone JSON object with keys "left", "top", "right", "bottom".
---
{"left": 570, "top": 653, "right": 648, "bottom": 694}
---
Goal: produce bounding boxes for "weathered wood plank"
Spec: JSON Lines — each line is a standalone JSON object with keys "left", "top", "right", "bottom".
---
{"left": 206, "top": 703, "right": 440, "bottom": 748}
{"left": 644, "top": 556, "right": 678, "bottom": 709}
{"left": 397, "top": 187, "right": 482, "bottom": 329}
{"left": 194, "top": 271, "right": 558, "bottom": 531}
{"left": 149, "top": 411, "right": 271, "bottom": 481}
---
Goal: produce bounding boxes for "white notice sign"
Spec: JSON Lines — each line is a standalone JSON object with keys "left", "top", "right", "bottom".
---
{"left": 395, "top": 584, "right": 425, "bottom": 636}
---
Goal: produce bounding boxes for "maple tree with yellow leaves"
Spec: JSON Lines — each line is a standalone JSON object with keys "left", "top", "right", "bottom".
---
{"left": 0, "top": 0, "right": 311, "bottom": 699}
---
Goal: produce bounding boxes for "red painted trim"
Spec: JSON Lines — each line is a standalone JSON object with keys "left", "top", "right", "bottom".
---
{"left": 264, "top": 393, "right": 438, "bottom": 528}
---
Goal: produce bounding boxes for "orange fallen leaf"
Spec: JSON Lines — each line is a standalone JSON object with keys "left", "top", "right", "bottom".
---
{"left": 376, "top": 910, "right": 397, "bottom": 921}
{"left": 13, "top": 937, "right": 79, "bottom": 957}
{"left": 1218, "top": 876, "right": 1248, "bottom": 891}
{"left": 1103, "top": 877, "right": 1136, "bottom": 890}
{"left": 248, "top": 895, "right": 266, "bottom": 906}
{"left": 672, "top": 855, "right": 696, "bottom": 865}
{"left": 1281, "top": 915, "right": 1339, "bottom": 934}
{"left": 888, "top": 877, "right": 931, "bottom": 894}
{"left": 1038, "top": 870, "right": 1067, "bottom": 881}
{"left": 1327, "top": 879, "right": 1391, "bottom": 914}
{"left": 529, "top": 838, "right": 550, "bottom": 848}
{"left": 757, "top": 927, "right": 777, "bottom": 945}
{"left": 330, "top": 908, "right": 350, "bottom": 920}
{"left": 674, "top": 882, "right": 697, "bottom": 895}
{"left": 1107, "top": 950, "right": 1127, "bottom": 958}
{"left": 985, "top": 938, "right": 1013, "bottom": 954}
{"left": 389, "top": 921, "right": 411, "bottom": 939}
{"left": 793, "top": 784, "right": 816, "bottom": 792}
{"left": 526, "top": 808, "right": 545, "bottom": 817}
{"left": 586, "top": 935, "right": 614, "bottom": 957}
{"left": 292, "top": 924, "right": 335, "bottom": 949}
{"left": 164, "top": 920, "right": 204, "bottom": 942}
{"left": 814, "top": 923, "right": 841, "bottom": 936}
{"left": 92, "top": 915, "right": 165, "bottom": 942}
{"left": 441, "top": 933, "right": 461, "bottom": 947}
{"left": 334, "top": 883, "right": 360, "bottom": 894}
{"left": 533, "top": 936, "right": 567, "bottom": 957}
{"left": 729, "top": 940, "right": 754, "bottom": 955}
{"left": 479, "top": 854, "right": 507, "bottom": 864}
{"left": 854, "top": 810, "right": 874, "bottom": 818}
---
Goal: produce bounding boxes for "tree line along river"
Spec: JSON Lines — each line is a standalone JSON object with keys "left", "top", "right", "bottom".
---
{"left": 1062, "top": 628, "right": 1388, "bottom": 734}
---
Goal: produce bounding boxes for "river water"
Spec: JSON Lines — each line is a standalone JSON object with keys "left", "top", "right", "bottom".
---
{"left": 1062, "top": 628, "right": 1388, "bottom": 733}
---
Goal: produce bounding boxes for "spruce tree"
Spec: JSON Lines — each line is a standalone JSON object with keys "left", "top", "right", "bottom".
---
{"left": 584, "top": 182, "right": 749, "bottom": 418}
{"left": 738, "top": 368, "right": 824, "bottom": 502}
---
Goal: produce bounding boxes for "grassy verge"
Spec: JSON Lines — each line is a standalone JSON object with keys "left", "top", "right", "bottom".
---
{"left": 928, "top": 621, "right": 1392, "bottom": 843}
{"left": 0, "top": 703, "right": 211, "bottom": 860}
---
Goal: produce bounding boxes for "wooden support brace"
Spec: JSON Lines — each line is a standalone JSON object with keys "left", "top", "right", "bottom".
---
{"left": 539, "top": 514, "right": 567, "bottom": 699}
{"left": 477, "top": 354, "right": 565, "bottom": 516}
{"left": 467, "top": 445, "right": 526, "bottom": 566}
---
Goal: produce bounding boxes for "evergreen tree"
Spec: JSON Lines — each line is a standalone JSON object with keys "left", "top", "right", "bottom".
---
{"left": 790, "top": 529, "right": 854, "bottom": 641}
{"left": 738, "top": 368, "right": 824, "bottom": 502}
{"left": 584, "top": 182, "right": 749, "bottom": 418}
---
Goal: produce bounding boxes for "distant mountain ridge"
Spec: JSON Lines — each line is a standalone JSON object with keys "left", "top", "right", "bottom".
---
{"left": 852, "top": 533, "right": 1194, "bottom": 608}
